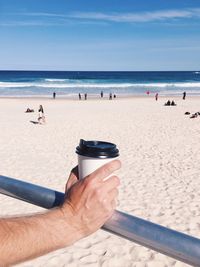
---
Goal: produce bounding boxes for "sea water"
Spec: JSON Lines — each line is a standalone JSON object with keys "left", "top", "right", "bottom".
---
{"left": 0, "top": 70, "right": 200, "bottom": 97}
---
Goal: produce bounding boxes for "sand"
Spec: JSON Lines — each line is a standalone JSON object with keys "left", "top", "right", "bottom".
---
{"left": 0, "top": 96, "right": 200, "bottom": 267}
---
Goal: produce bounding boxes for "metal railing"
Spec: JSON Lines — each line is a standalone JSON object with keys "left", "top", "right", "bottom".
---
{"left": 0, "top": 175, "right": 200, "bottom": 266}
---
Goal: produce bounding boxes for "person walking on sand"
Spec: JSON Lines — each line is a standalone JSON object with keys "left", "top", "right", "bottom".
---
{"left": 183, "top": 91, "right": 186, "bottom": 100}
{"left": 155, "top": 93, "right": 158, "bottom": 101}
{"left": 53, "top": 92, "right": 56, "bottom": 99}
{"left": 84, "top": 93, "right": 87, "bottom": 100}
{"left": 101, "top": 91, "right": 103, "bottom": 98}
{"left": 78, "top": 93, "right": 81, "bottom": 100}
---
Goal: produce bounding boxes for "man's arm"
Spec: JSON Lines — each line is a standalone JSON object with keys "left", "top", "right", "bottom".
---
{"left": 0, "top": 160, "right": 121, "bottom": 266}
{"left": 0, "top": 209, "right": 77, "bottom": 266}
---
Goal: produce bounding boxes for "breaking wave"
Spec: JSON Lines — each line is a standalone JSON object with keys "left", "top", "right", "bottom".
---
{"left": 0, "top": 81, "right": 200, "bottom": 89}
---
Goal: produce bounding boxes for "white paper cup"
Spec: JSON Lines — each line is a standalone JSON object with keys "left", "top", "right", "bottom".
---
{"left": 76, "top": 139, "right": 119, "bottom": 180}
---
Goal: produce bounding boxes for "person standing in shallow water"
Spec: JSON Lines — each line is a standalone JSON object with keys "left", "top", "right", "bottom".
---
{"left": 183, "top": 91, "right": 186, "bottom": 100}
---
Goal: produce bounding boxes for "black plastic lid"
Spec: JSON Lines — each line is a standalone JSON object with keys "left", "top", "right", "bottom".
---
{"left": 76, "top": 139, "right": 119, "bottom": 158}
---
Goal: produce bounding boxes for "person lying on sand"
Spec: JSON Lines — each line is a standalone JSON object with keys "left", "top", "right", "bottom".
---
{"left": 0, "top": 160, "right": 121, "bottom": 266}
{"left": 25, "top": 108, "right": 34, "bottom": 113}
{"left": 190, "top": 112, "right": 200, "bottom": 119}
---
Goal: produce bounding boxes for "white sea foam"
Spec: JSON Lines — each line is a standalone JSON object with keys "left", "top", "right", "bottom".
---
{"left": 0, "top": 82, "right": 32, "bottom": 88}
{"left": 44, "top": 79, "right": 69, "bottom": 82}
{"left": 0, "top": 81, "right": 200, "bottom": 89}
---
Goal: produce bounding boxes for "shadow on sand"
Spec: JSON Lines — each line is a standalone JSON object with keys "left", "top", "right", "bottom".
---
{"left": 30, "top": 120, "right": 39, "bottom": 124}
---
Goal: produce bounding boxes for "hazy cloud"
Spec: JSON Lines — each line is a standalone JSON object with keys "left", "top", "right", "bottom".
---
{"left": 2, "top": 8, "right": 200, "bottom": 27}
{"left": 69, "top": 8, "right": 200, "bottom": 23}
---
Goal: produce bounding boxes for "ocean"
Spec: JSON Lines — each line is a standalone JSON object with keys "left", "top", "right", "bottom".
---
{"left": 0, "top": 70, "right": 200, "bottom": 97}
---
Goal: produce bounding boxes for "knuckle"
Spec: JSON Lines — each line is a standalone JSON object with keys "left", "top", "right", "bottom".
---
{"left": 112, "top": 202, "right": 117, "bottom": 210}
{"left": 113, "top": 188, "right": 119, "bottom": 197}
{"left": 103, "top": 164, "right": 113, "bottom": 174}
{"left": 106, "top": 176, "right": 120, "bottom": 189}
{"left": 102, "top": 199, "right": 113, "bottom": 211}
{"left": 84, "top": 178, "right": 95, "bottom": 189}
{"left": 111, "top": 175, "right": 120, "bottom": 185}
{"left": 106, "top": 205, "right": 114, "bottom": 216}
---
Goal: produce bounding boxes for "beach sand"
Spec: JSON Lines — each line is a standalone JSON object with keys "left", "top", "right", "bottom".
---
{"left": 0, "top": 96, "right": 200, "bottom": 267}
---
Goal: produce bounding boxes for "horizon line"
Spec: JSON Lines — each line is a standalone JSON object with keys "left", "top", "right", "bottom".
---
{"left": 0, "top": 69, "right": 199, "bottom": 73}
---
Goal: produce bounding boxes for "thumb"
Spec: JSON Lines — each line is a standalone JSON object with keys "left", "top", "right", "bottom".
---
{"left": 65, "top": 166, "right": 79, "bottom": 192}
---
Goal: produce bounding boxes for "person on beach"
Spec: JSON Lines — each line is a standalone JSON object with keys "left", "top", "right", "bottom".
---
{"left": 84, "top": 93, "right": 87, "bottom": 100}
{"left": 101, "top": 91, "right": 103, "bottom": 98}
{"left": 171, "top": 100, "right": 176, "bottom": 106}
{"left": 183, "top": 91, "right": 186, "bottom": 100}
{"left": 190, "top": 112, "right": 198, "bottom": 118}
{"left": 155, "top": 93, "right": 158, "bottom": 101}
{"left": 53, "top": 92, "right": 56, "bottom": 99}
{"left": 0, "top": 160, "right": 121, "bottom": 266}
{"left": 79, "top": 93, "right": 81, "bottom": 100}
{"left": 146, "top": 90, "right": 150, "bottom": 96}
{"left": 38, "top": 105, "right": 45, "bottom": 124}
{"left": 109, "top": 93, "right": 112, "bottom": 100}
{"left": 164, "top": 100, "right": 176, "bottom": 106}
{"left": 164, "top": 100, "right": 171, "bottom": 106}
{"left": 25, "top": 108, "right": 34, "bottom": 113}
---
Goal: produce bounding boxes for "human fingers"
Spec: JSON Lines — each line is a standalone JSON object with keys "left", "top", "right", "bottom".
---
{"left": 95, "top": 187, "right": 118, "bottom": 211}
{"left": 101, "top": 175, "right": 120, "bottom": 193}
{"left": 99, "top": 192, "right": 118, "bottom": 219}
{"left": 101, "top": 188, "right": 118, "bottom": 215}
{"left": 93, "top": 175, "right": 119, "bottom": 202}
{"left": 86, "top": 160, "right": 121, "bottom": 183}
{"left": 65, "top": 166, "right": 79, "bottom": 191}
{"left": 104, "top": 188, "right": 119, "bottom": 204}
{"left": 110, "top": 187, "right": 119, "bottom": 199}
{"left": 111, "top": 199, "right": 117, "bottom": 210}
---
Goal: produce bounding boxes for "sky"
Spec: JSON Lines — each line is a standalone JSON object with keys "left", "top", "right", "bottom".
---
{"left": 0, "top": 0, "right": 200, "bottom": 71}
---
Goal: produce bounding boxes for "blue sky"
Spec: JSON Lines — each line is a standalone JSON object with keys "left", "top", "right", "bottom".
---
{"left": 0, "top": 0, "right": 200, "bottom": 70}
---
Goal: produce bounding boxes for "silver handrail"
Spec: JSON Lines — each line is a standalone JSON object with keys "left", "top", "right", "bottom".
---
{"left": 0, "top": 175, "right": 200, "bottom": 266}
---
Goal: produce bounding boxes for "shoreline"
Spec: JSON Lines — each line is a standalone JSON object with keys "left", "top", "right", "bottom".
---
{"left": 1, "top": 94, "right": 200, "bottom": 101}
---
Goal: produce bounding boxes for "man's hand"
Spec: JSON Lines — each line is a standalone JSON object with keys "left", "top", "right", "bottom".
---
{"left": 60, "top": 160, "right": 121, "bottom": 240}
{"left": 0, "top": 160, "right": 121, "bottom": 266}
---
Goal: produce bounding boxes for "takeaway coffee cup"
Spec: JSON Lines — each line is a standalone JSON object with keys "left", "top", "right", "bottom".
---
{"left": 76, "top": 139, "right": 119, "bottom": 180}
